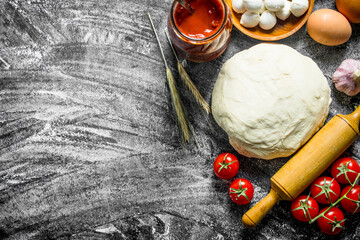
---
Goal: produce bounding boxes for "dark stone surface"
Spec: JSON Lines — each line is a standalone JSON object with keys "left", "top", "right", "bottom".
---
{"left": 0, "top": 0, "right": 360, "bottom": 239}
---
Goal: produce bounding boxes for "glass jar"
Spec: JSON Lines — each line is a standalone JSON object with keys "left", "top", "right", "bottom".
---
{"left": 167, "top": 0, "right": 232, "bottom": 63}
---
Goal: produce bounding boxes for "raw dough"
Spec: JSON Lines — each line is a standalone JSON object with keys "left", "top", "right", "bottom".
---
{"left": 211, "top": 43, "right": 331, "bottom": 160}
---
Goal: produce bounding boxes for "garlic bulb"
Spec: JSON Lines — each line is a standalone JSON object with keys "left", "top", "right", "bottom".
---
{"left": 264, "top": 0, "right": 285, "bottom": 12}
{"left": 275, "top": 0, "right": 291, "bottom": 21}
{"left": 240, "top": 11, "right": 260, "bottom": 28}
{"left": 233, "top": 0, "right": 246, "bottom": 13}
{"left": 290, "top": 0, "right": 309, "bottom": 17}
{"left": 332, "top": 59, "right": 360, "bottom": 96}
{"left": 243, "top": 0, "right": 264, "bottom": 13}
{"left": 259, "top": 10, "right": 277, "bottom": 30}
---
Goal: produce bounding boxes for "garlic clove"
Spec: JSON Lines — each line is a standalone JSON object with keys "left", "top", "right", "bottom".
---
{"left": 275, "top": 0, "right": 291, "bottom": 21}
{"left": 259, "top": 10, "right": 277, "bottom": 30}
{"left": 265, "top": 0, "right": 285, "bottom": 12}
{"left": 243, "top": 0, "right": 264, "bottom": 13}
{"left": 233, "top": 0, "right": 246, "bottom": 13}
{"left": 332, "top": 59, "right": 360, "bottom": 96}
{"left": 240, "top": 11, "right": 260, "bottom": 28}
{"left": 290, "top": 0, "right": 309, "bottom": 17}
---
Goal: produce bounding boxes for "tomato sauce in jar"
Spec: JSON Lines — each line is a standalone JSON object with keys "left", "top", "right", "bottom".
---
{"left": 174, "top": 0, "right": 224, "bottom": 39}
{"left": 168, "top": 0, "right": 232, "bottom": 62}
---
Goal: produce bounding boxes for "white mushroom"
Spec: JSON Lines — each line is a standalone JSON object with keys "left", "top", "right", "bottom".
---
{"left": 259, "top": 10, "right": 277, "bottom": 30}
{"left": 275, "top": 0, "right": 291, "bottom": 21}
{"left": 240, "top": 11, "right": 260, "bottom": 28}
{"left": 232, "top": 0, "right": 246, "bottom": 13}
{"left": 290, "top": 0, "right": 309, "bottom": 17}
{"left": 264, "top": 0, "right": 285, "bottom": 12}
{"left": 243, "top": 0, "right": 264, "bottom": 13}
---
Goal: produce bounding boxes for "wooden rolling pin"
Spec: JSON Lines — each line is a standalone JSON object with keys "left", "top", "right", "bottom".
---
{"left": 242, "top": 106, "right": 360, "bottom": 228}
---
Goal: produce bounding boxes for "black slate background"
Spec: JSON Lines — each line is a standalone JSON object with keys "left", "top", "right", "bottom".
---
{"left": 1, "top": 0, "right": 360, "bottom": 239}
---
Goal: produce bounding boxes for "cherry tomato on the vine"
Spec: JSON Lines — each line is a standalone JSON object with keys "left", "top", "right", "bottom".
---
{"left": 310, "top": 176, "right": 341, "bottom": 204}
{"left": 291, "top": 195, "right": 319, "bottom": 222}
{"left": 331, "top": 157, "right": 360, "bottom": 184}
{"left": 317, "top": 207, "right": 345, "bottom": 235}
{"left": 340, "top": 185, "right": 360, "bottom": 213}
{"left": 229, "top": 178, "right": 254, "bottom": 205}
{"left": 213, "top": 153, "right": 239, "bottom": 179}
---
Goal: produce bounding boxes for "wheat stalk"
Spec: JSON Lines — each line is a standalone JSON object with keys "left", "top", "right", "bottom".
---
{"left": 147, "top": 12, "right": 191, "bottom": 143}
{"left": 166, "top": 68, "right": 191, "bottom": 142}
{"left": 164, "top": 31, "right": 211, "bottom": 115}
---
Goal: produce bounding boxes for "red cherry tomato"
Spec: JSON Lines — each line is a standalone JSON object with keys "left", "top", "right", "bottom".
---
{"left": 331, "top": 157, "right": 360, "bottom": 184}
{"left": 291, "top": 195, "right": 319, "bottom": 222}
{"left": 310, "top": 176, "right": 341, "bottom": 204}
{"left": 317, "top": 207, "right": 345, "bottom": 235}
{"left": 229, "top": 178, "right": 254, "bottom": 205}
{"left": 340, "top": 185, "right": 360, "bottom": 213}
{"left": 213, "top": 153, "right": 239, "bottom": 179}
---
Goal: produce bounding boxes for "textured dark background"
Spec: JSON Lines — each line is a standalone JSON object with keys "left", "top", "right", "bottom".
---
{"left": 1, "top": 0, "right": 360, "bottom": 239}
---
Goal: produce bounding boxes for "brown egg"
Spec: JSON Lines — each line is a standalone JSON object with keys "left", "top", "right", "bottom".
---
{"left": 336, "top": 0, "right": 360, "bottom": 23}
{"left": 307, "top": 9, "right": 352, "bottom": 46}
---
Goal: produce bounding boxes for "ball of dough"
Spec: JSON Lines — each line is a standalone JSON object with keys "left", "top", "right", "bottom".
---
{"left": 211, "top": 43, "right": 331, "bottom": 160}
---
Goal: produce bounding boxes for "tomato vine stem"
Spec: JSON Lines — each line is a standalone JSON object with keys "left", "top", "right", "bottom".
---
{"left": 308, "top": 172, "right": 360, "bottom": 224}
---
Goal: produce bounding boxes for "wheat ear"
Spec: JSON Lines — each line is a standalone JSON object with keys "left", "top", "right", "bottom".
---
{"left": 164, "top": 30, "right": 211, "bottom": 115}
{"left": 166, "top": 68, "right": 191, "bottom": 142}
{"left": 147, "top": 12, "right": 191, "bottom": 143}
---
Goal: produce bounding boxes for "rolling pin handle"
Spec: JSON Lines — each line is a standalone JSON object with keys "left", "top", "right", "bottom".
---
{"left": 347, "top": 106, "right": 360, "bottom": 127}
{"left": 242, "top": 188, "right": 281, "bottom": 228}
